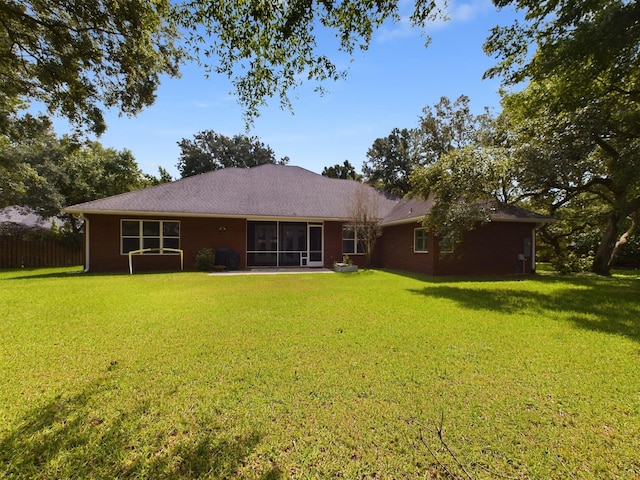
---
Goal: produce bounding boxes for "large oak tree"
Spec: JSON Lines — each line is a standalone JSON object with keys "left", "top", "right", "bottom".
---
{"left": 485, "top": 0, "right": 640, "bottom": 275}
{"left": 0, "top": 0, "right": 182, "bottom": 135}
{"left": 2, "top": 1, "right": 445, "bottom": 133}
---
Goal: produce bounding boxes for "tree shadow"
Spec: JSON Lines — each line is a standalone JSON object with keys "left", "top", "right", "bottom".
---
{"left": 2, "top": 269, "right": 191, "bottom": 281}
{"left": 404, "top": 273, "right": 640, "bottom": 343}
{"left": 0, "top": 377, "right": 280, "bottom": 479}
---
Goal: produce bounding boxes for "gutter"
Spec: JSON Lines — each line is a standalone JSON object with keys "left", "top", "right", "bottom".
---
{"left": 80, "top": 214, "right": 90, "bottom": 273}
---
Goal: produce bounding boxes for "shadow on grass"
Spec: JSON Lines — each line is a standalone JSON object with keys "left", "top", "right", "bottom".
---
{"left": 402, "top": 272, "right": 640, "bottom": 344}
{"left": 0, "top": 377, "right": 280, "bottom": 479}
{"left": 1, "top": 269, "right": 191, "bottom": 281}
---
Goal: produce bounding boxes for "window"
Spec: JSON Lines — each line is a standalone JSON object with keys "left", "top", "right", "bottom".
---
{"left": 439, "top": 234, "right": 454, "bottom": 254}
{"left": 121, "top": 220, "right": 180, "bottom": 254}
{"left": 414, "top": 228, "right": 428, "bottom": 253}
{"left": 342, "top": 225, "right": 365, "bottom": 254}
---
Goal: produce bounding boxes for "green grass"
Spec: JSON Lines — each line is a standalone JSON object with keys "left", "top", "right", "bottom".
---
{"left": 1, "top": 267, "right": 639, "bottom": 479}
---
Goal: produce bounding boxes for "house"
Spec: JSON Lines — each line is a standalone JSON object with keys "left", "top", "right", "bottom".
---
{"left": 0, "top": 206, "right": 60, "bottom": 234}
{"left": 63, "top": 164, "right": 550, "bottom": 275}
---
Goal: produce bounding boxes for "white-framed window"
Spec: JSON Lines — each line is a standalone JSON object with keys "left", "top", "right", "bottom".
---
{"left": 342, "top": 225, "right": 365, "bottom": 254}
{"left": 121, "top": 220, "right": 180, "bottom": 254}
{"left": 439, "top": 234, "right": 454, "bottom": 254}
{"left": 414, "top": 228, "right": 428, "bottom": 253}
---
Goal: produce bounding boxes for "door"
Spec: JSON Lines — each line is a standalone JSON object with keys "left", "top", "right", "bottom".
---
{"left": 307, "top": 223, "right": 323, "bottom": 267}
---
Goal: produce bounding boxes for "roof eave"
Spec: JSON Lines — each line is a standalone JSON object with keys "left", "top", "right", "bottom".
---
{"left": 62, "top": 207, "right": 353, "bottom": 222}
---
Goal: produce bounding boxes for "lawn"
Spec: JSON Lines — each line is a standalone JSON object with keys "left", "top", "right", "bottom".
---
{"left": 1, "top": 267, "right": 639, "bottom": 479}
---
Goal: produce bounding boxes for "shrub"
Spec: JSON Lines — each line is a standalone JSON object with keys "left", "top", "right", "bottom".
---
{"left": 551, "top": 251, "right": 594, "bottom": 274}
{"left": 195, "top": 248, "right": 214, "bottom": 271}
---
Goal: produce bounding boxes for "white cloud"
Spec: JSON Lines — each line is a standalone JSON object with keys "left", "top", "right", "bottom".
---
{"left": 377, "top": 15, "right": 415, "bottom": 42}
{"left": 447, "top": 0, "right": 494, "bottom": 23}
{"left": 376, "top": 0, "right": 495, "bottom": 41}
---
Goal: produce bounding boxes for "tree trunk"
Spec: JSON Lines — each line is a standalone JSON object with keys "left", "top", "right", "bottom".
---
{"left": 539, "top": 224, "right": 563, "bottom": 257}
{"left": 591, "top": 211, "right": 619, "bottom": 276}
{"left": 609, "top": 211, "right": 638, "bottom": 267}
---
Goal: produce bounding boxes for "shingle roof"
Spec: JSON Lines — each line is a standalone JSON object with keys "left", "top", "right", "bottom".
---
{"left": 64, "top": 164, "right": 398, "bottom": 220}
{"left": 64, "top": 164, "right": 551, "bottom": 225}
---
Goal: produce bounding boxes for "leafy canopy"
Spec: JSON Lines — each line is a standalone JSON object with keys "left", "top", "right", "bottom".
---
{"left": 171, "top": 0, "right": 443, "bottom": 123}
{"left": 485, "top": 0, "right": 640, "bottom": 274}
{"left": 1, "top": 1, "right": 445, "bottom": 133}
{"left": 176, "top": 130, "right": 289, "bottom": 178}
{"left": 322, "top": 160, "right": 361, "bottom": 180}
{"left": 0, "top": 0, "right": 182, "bottom": 135}
{"left": 0, "top": 115, "right": 157, "bottom": 232}
{"left": 364, "top": 96, "right": 490, "bottom": 198}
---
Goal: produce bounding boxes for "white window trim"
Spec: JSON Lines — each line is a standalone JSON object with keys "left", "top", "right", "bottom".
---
{"left": 342, "top": 225, "right": 365, "bottom": 255}
{"left": 120, "top": 219, "right": 180, "bottom": 255}
{"left": 413, "top": 227, "right": 429, "bottom": 253}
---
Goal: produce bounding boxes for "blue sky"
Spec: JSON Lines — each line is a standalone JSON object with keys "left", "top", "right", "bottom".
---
{"left": 80, "top": 0, "right": 522, "bottom": 179}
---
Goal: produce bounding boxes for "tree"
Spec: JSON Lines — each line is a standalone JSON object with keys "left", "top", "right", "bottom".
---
{"left": 362, "top": 128, "right": 419, "bottom": 196}
{"left": 176, "top": 130, "right": 289, "bottom": 178}
{"left": 410, "top": 140, "right": 521, "bottom": 252}
{"left": 0, "top": 115, "right": 151, "bottom": 232}
{"left": 2, "top": 2, "right": 447, "bottom": 135}
{"left": 499, "top": 80, "right": 640, "bottom": 275}
{"left": 346, "top": 184, "right": 383, "bottom": 268}
{"left": 54, "top": 142, "right": 148, "bottom": 232}
{"left": 416, "top": 95, "right": 489, "bottom": 163}
{"left": 0, "top": 0, "right": 182, "bottom": 135}
{"left": 363, "top": 96, "right": 490, "bottom": 197}
{"left": 144, "top": 167, "right": 174, "bottom": 186}
{"left": 397, "top": 96, "right": 508, "bottom": 250}
{"left": 0, "top": 115, "right": 64, "bottom": 210}
{"left": 322, "top": 160, "right": 361, "bottom": 180}
{"left": 485, "top": 0, "right": 640, "bottom": 275}
{"left": 175, "top": 1, "right": 444, "bottom": 123}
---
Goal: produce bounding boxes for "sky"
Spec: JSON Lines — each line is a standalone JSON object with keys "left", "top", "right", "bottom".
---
{"left": 61, "top": 0, "right": 523, "bottom": 179}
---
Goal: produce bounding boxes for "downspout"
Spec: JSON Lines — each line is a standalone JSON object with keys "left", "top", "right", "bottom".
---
{"left": 81, "top": 214, "right": 90, "bottom": 273}
{"left": 532, "top": 224, "right": 539, "bottom": 274}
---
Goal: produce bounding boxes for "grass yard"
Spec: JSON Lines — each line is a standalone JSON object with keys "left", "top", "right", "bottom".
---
{"left": 1, "top": 267, "right": 639, "bottom": 479}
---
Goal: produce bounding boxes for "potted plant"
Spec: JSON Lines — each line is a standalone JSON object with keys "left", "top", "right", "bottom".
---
{"left": 333, "top": 255, "right": 358, "bottom": 273}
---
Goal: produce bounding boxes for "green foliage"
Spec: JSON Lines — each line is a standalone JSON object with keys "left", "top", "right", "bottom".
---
{"left": 0, "top": 115, "right": 153, "bottom": 232}
{"left": 1, "top": 0, "right": 447, "bottom": 133}
{"left": 194, "top": 248, "right": 215, "bottom": 271}
{"left": 551, "top": 251, "right": 596, "bottom": 275}
{"left": 176, "top": 130, "right": 289, "bottom": 178}
{"left": 485, "top": 1, "right": 640, "bottom": 92}
{"left": 408, "top": 97, "right": 519, "bottom": 250}
{"left": 363, "top": 128, "right": 418, "bottom": 196}
{"left": 486, "top": 0, "right": 640, "bottom": 275}
{"left": 0, "top": 0, "right": 182, "bottom": 135}
{"left": 363, "top": 96, "right": 491, "bottom": 198}
{"left": 175, "top": 1, "right": 444, "bottom": 124}
{"left": 0, "top": 268, "right": 639, "bottom": 478}
{"left": 321, "top": 160, "right": 361, "bottom": 180}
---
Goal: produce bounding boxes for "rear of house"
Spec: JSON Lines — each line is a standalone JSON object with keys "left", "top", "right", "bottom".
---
{"left": 65, "top": 164, "right": 548, "bottom": 276}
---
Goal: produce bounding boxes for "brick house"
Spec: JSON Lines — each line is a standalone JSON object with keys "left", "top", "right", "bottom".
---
{"left": 64, "top": 164, "right": 549, "bottom": 275}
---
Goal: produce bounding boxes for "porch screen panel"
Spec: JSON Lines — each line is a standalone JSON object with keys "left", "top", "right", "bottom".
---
{"left": 279, "top": 222, "right": 306, "bottom": 266}
{"left": 247, "top": 221, "right": 277, "bottom": 266}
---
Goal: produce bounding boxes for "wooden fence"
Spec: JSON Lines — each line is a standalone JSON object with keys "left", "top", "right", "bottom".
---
{"left": 0, "top": 239, "right": 83, "bottom": 269}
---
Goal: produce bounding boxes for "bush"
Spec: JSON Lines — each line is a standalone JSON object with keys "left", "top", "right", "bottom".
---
{"left": 195, "top": 248, "right": 214, "bottom": 271}
{"left": 551, "top": 251, "right": 594, "bottom": 274}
